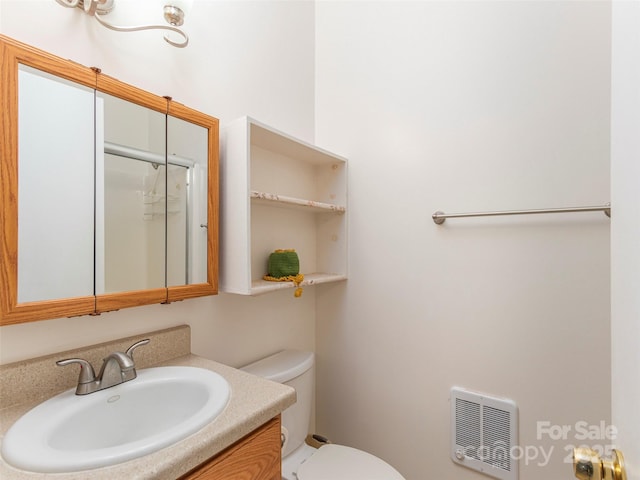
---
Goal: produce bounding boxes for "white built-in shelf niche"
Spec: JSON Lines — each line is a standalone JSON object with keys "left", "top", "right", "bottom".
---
{"left": 220, "top": 116, "right": 347, "bottom": 295}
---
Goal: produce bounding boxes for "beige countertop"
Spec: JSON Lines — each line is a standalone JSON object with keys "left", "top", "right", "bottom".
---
{"left": 0, "top": 326, "right": 296, "bottom": 479}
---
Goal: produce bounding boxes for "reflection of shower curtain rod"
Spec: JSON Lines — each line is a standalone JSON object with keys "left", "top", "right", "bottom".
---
{"left": 104, "top": 141, "right": 195, "bottom": 168}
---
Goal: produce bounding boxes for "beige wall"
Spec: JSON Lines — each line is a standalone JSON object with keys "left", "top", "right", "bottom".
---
{"left": 315, "top": 2, "right": 611, "bottom": 479}
{"left": 0, "top": 0, "right": 317, "bottom": 368}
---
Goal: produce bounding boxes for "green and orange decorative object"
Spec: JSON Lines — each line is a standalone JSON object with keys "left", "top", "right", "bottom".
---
{"left": 263, "top": 249, "right": 304, "bottom": 297}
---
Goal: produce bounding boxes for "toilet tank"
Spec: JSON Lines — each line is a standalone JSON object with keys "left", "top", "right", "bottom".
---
{"left": 241, "top": 350, "right": 314, "bottom": 457}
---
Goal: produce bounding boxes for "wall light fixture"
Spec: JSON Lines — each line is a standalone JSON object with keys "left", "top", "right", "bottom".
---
{"left": 54, "top": 0, "right": 192, "bottom": 48}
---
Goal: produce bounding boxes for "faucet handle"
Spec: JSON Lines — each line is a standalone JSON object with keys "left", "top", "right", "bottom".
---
{"left": 56, "top": 358, "right": 96, "bottom": 384}
{"left": 125, "top": 338, "right": 150, "bottom": 361}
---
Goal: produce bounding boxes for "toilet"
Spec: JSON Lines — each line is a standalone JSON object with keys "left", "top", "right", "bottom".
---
{"left": 241, "top": 350, "right": 406, "bottom": 480}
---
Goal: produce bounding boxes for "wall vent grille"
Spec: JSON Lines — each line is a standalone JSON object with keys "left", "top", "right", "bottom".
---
{"left": 451, "top": 387, "right": 518, "bottom": 480}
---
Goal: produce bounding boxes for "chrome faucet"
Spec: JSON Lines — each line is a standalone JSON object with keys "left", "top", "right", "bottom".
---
{"left": 56, "top": 339, "right": 150, "bottom": 395}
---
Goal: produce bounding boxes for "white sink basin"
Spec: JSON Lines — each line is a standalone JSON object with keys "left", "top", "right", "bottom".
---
{"left": 1, "top": 366, "right": 230, "bottom": 473}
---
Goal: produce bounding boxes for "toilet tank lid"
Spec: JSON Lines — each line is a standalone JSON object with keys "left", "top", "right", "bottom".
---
{"left": 240, "top": 350, "right": 314, "bottom": 383}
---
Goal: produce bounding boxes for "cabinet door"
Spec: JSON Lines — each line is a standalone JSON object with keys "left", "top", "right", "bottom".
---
{"left": 0, "top": 38, "right": 98, "bottom": 324}
{"left": 166, "top": 114, "right": 209, "bottom": 288}
{"left": 181, "top": 416, "right": 281, "bottom": 480}
{"left": 96, "top": 91, "right": 167, "bottom": 296}
{"left": 166, "top": 102, "right": 219, "bottom": 302}
{"left": 17, "top": 65, "right": 95, "bottom": 304}
{"left": 94, "top": 75, "right": 169, "bottom": 313}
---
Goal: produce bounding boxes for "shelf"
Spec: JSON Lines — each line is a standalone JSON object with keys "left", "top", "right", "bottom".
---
{"left": 250, "top": 273, "right": 347, "bottom": 295}
{"left": 250, "top": 119, "right": 347, "bottom": 166}
{"left": 251, "top": 191, "right": 346, "bottom": 214}
{"left": 220, "top": 116, "right": 347, "bottom": 296}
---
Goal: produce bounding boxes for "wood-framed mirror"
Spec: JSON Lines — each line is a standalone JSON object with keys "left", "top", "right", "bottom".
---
{"left": 0, "top": 35, "right": 218, "bottom": 326}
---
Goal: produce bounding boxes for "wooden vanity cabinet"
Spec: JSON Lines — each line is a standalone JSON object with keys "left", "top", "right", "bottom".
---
{"left": 180, "top": 416, "right": 281, "bottom": 480}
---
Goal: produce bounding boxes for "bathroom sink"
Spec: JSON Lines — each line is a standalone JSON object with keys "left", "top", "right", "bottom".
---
{"left": 1, "top": 366, "right": 230, "bottom": 473}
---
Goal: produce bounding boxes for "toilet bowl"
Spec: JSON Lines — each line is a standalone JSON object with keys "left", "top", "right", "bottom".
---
{"left": 241, "top": 350, "right": 406, "bottom": 480}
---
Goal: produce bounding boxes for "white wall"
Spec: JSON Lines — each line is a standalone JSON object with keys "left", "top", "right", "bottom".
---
{"left": 0, "top": 0, "right": 317, "bottom": 368}
{"left": 315, "top": 2, "right": 611, "bottom": 480}
{"left": 0, "top": 1, "right": 619, "bottom": 479}
{"left": 611, "top": 0, "right": 640, "bottom": 477}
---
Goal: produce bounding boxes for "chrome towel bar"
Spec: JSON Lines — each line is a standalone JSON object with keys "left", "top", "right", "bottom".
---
{"left": 432, "top": 203, "right": 611, "bottom": 225}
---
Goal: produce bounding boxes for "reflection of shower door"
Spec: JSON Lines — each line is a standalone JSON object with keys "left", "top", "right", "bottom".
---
{"left": 97, "top": 143, "right": 193, "bottom": 294}
{"left": 101, "top": 155, "right": 167, "bottom": 294}
{"left": 166, "top": 163, "right": 190, "bottom": 286}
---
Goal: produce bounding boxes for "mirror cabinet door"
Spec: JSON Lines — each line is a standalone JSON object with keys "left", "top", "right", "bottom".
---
{"left": 166, "top": 115, "right": 209, "bottom": 287}
{"left": 166, "top": 103, "right": 218, "bottom": 301}
{"left": 93, "top": 75, "right": 170, "bottom": 313}
{"left": 17, "top": 65, "right": 96, "bottom": 304}
{"left": 1, "top": 37, "right": 98, "bottom": 324}
{"left": 96, "top": 91, "right": 167, "bottom": 295}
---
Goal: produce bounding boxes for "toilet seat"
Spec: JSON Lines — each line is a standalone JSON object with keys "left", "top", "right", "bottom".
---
{"left": 296, "top": 444, "right": 405, "bottom": 480}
